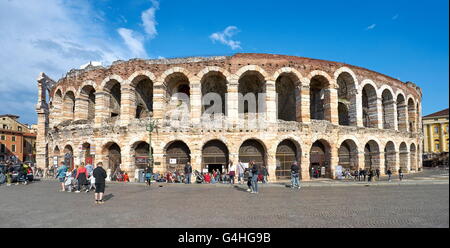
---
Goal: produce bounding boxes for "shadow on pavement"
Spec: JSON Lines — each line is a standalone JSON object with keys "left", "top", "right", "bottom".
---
{"left": 103, "top": 194, "right": 114, "bottom": 202}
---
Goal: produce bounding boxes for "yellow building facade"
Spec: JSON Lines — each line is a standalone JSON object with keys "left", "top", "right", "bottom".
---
{"left": 423, "top": 108, "right": 449, "bottom": 154}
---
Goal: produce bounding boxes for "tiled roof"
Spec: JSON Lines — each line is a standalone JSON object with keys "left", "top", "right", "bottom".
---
{"left": 424, "top": 108, "right": 449, "bottom": 118}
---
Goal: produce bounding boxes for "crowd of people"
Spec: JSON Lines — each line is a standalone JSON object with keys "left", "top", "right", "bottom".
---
{"left": 346, "top": 168, "right": 405, "bottom": 182}
{"left": 0, "top": 160, "right": 34, "bottom": 186}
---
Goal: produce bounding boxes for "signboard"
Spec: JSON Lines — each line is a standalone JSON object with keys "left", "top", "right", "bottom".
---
{"left": 169, "top": 158, "right": 177, "bottom": 164}
{"left": 242, "top": 163, "right": 249, "bottom": 169}
{"left": 53, "top": 156, "right": 58, "bottom": 165}
{"left": 135, "top": 157, "right": 148, "bottom": 164}
{"left": 321, "top": 166, "right": 326, "bottom": 176}
{"left": 202, "top": 169, "right": 208, "bottom": 173}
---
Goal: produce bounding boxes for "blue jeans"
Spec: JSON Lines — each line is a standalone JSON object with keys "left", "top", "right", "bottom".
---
{"left": 185, "top": 173, "right": 191, "bottom": 184}
{"left": 251, "top": 176, "right": 258, "bottom": 193}
{"left": 291, "top": 174, "right": 300, "bottom": 188}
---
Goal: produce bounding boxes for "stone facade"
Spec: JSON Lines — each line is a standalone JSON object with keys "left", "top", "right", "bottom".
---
{"left": 35, "top": 53, "right": 423, "bottom": 181}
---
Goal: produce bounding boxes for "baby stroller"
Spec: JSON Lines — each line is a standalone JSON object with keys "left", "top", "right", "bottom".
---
{"left": 64, "top": 172, "right": 77, "bottom": 192}
{"left": 194, "top": 170, "right": 204, "bottom": 184}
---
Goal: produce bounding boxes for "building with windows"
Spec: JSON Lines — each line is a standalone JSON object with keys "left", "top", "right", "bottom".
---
{"left": 0, "top": 114, "right": 37, "bottom": 163}
{"left": 423, "top": 108, "right": 449, "bottom": 155}
{"left": 35, "top": 54, "right": 423, "bottom": 181}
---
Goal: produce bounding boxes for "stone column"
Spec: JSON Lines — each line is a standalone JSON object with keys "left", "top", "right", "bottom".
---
{"left": 349, "top": 89, "right": 359, "bottom": 126}
{"left": 190, "top": 151, "right": 202, "bottom": 174}
{"left": 190, "top": 81, "right": 202, "bottom": 125}
{"left": 329, "top": 146, "right": 339, "bottom": 179}
{"left": 35, "top": 111, "right": 48, "bottom": 169}
{"left": 375, "top": 97, "right": 383, "bottom": 129}
{"left": 153, "top": 84, "right": 166, "bottom": 120}
{"left": 94, "top": 92, "right": 109, "bottom": 127}
{"left": 265, "top": 80, "right": 277, "bottom": 123}
{"left": 299, "top": 85, "right": 310, "bottom": 123}
{"left": 120, "top": 86, "right": 135, "bottom": 126}
{"left": 392, "top": 101, "right": 398, "bottom": 131}
{"left": 226, "top": 80, "right": 239, "bottom": 123}
{"left": 357, "top": 152, "right": 365, "bottom": 170}
{"left": 393, "top": 151, "right": 400, "bottom": 173}
{"left": 378, "top": 153, "right": 386, "bottom": 175}
{"left": 424, "top": 124, "right": 429, "bottom": 153}
{"left": 74, "top": 98, "right": 89, "bottom": 121}
{"left": 300, "top": 151, "right": 310, "bottom": 181}
{"left": 267, "top": 153, "right": 277, "bottom": 182}
{"left": 326, "top": 86, "right": 339, "bottom": 125}
{"left": 121, "top": 144, "right": 134, "bottom": 175}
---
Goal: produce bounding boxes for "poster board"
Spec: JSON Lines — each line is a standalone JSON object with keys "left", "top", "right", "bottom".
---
{"left": 169, "top": 158, "right": 177, "bottom": 164}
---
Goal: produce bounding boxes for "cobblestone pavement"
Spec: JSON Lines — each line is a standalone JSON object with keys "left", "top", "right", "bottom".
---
{"left": 0, "top": 176, "right": 448, "bottom": 228}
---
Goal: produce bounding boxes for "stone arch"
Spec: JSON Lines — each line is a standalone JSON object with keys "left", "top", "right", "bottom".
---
{"left": 62, "top": 90, "right": 76, "bottom": 121}
{"left": 76, "top": 80, "right": 98, "bottom": 97}
{"left": 200, "top": 70, "right": 228, "bottom": 117}
{"left": 399, "top": 142, "right": 408, "bottom": 171}
{"left": 384, "top": 141, "right": 396, "bottom": 173}
{"left": 336, "top": 69, "right": 358, "bottom": 126}
{"left": 80, "top": 142, "right": 94, "bottom": 165}
{"left": 407, "top": 97, "right": 417, "bottom": 132}
{"left": 235, "top": 65, "right": 269, "bottom": 81}
{"left": 161, "top": 69, "right": 192, "bottom": 116}
{"left": 165, "top": 140, "right": 191, "bottom": 174}
{"left": 102, "top": 78, "right": 122, "bottom": 122}
{"left": 130, "top": 141, "right": 153, "bottom": 169}
{"left": 126, "top": 71, "right": 157, "bottom": 86}
{"left": 78, "top": 84, "right": 96, "bottom": 121}
{"left": 381, "top": 89, "right": 395, "bottom": 129}
{"left": 361, "top": 81, "right": 378, "bottom": 128}
{"left": 102, "top": 142, "right": 122, "bottom": 172}
{"left": 338, "top": 139, "right": 359, "bottom": 171}
{"left": 309, "top": 139, "right": 332, "bottom": 178}
{"left": 364, "top": 140, "right": 381, "bottom": 170}
{"left": 272, "top": 67, "right": 304, "bottom": 84}
{"left": 202, "top": 139, "right": 230, "bottom": 173}
{"left": 238, "top": 69, "right": 267, "bottom": 118}
{"left": 197, "top": 66, "right": 231, "bottom": 82}
{"left": 238, "top": 139, "right": 267, "bottom": 169}
{"left": 275, "top": 139, "right": 302, "bottom": 180}
{"left": 275, "top": 71, "right": 301, "bottom": 122}
{"left": 309, "top": 72, "right": 331, "bottom": 121}
{"left": 52, "top": 88, "right": 64, "bottom": 125}
{"left": 410, "top": 143, "right": 417, "bottom": 171}
{"left": 63, "top": 144, "right": 74, "bottom": 170}
{"left": 396, "top": 93, "right": 407, "bottom": 131}
{"left": 130, "top": 74, "right": 154, "bottom": 119}
{"left": 99, "top": 75, "right": 124, "bottom": 90}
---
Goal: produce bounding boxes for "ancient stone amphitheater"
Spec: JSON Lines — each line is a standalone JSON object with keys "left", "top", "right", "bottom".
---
{"left": 36, "top": 53, "right": 423, "bottom": 181}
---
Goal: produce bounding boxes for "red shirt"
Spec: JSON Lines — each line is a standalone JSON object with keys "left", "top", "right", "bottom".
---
{"left": 76, "top": 167, "right": 88, "bottom": 179}
{"left": 204, "top": 173, "right": 211, "bottom": 183}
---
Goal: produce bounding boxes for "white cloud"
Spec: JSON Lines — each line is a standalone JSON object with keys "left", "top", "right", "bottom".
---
{"left": 141, "top": 0, "right": 159, "bottom": 38}
{"left": 210, "top": 26, "right": 242, "bottom": 50}
{"left": 366, "top": 24, "right": 376, "bottom": 30}
{"left": 392, "top": 14, "right": 399, "bottom": 20}
{"left": 118, "top": 28, "right": 148, "bottom": 58}
{"left": 0, "top": 0, "right": 131, "bottom": 124}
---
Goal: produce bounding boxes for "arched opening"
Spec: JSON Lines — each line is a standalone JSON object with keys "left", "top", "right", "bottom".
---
{"left": 133, "top": 76, "right": 153, "bottom": 119}
{"left": 384, "top": 141, "right": 396, "bottom": 173}
{"left": 362, "top": 84, "right": 378, "bottom": 128}
{"left": 338, "top": 139, "right": 359, "bottom": 171}
{"left": 201, "top": 72, "right": 227, "bottom": 118}
{"left": 80, "top": 85, "right": 96, "bottom": 121}
{"left": 309, "top": 140, "right": 331, "bottom": 178}
{"left": 399, "top": 142, "right": 408, "bottom": 171}
{"left": 364, "top": 140, "right": 380, "bottom": 170}
{"left": 239, "top": 139, "right": 267, "bottom": 168}
{"left": 63, "top": 145, "right": 74, "bottom": 170}
{"left": 337, "top": 72, "right": 356, "bottom": 126}
{"left": 276, "top": 139, "right": 300, "bottom": 180}
{"left": 81, "top": 142, "right": 94, "bottom": 165}
{"left": 104, "top": 80, "right": 121, "bottom": 122}
{"left": 381, "top": 89, "right": 395, "bottom": 129}
{"left": 276, "top": 74, "right": 298, "bottom": 122}
{"left": 238, "top": 71, "right": 266, "bottom": 119}
{"left": 166, "top": 141, "right": 191, "bottom": 174}
{"left": 310, "top": 75, "right": 330, "bottom": 121}
{"left": 202, "top": 140, "right": 229, "bottom": 173}
{"left": 53, "top": 89, "right": 63, "bottom": 125}
{"left": 397, "top": 94, "right": 407, "bottom": 131}
{"left": 63, "top": 91, "right": 75, "bottom": 121}
{"left": 103, "top": 143, "right": 121, "bottom": 173}
{"left": 132, "top": 141, "right": 153, "bottom": 169}
{"left": 410, "top": 143, "right": 417, "bottom": 171}
{"left": 408, "top": 98, "right": 416, "bottom": 132}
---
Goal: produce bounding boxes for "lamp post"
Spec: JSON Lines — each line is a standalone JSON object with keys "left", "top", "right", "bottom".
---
{"left": 146, "top": 118, "right": 157, "bottom": 171}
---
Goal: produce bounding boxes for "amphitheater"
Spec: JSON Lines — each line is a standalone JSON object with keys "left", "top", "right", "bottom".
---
{"left": 35, "top": 53, "right": 423, "bottom": 181}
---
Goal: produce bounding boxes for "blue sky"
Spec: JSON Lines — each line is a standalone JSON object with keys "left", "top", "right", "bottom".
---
{"left": 0, "top": 0, "right": 448, "bottom": 125}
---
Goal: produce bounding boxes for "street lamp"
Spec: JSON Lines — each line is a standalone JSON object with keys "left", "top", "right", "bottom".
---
{"left": 146, "top": 116, "right": 157, "bottom": 172}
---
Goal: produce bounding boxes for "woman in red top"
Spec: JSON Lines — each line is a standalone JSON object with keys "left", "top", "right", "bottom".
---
{"left": 204, "top": 173, "right": 211, "bottom": 183}
{"left": 75, "top": 164, "right": 89, "bottom": 193}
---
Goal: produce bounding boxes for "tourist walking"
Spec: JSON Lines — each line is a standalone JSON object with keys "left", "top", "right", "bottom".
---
{"left": 229, "top": 161, "right": 236, "bottom": 185}
{"left": 368, "top": 169, "right": 373, "bottom": 182}
{"left": 184, "top": 162, "right": 192, "bottom": 184}
{"left": 262, "top": 166, "right": 269, "bottom": 184}
{"left": 398, "top": 168, "right": 404, "bottom": 181}
{"left": 56, "top": 162, "right": 67, "bottom": 192}
{"left": 75, "top": 164, "right": 89, "bottom": 193}
{"left": 387, "top": 168, "right": 392, "bottom": 182}
{"left": 290, "top": 161, "right": 300, "bottom": 189}
{"left": 93, "top": 162, "right": 107, "bottom": 204}
{"left": 375, "top": 168, "right": 380, "bottom": 180}
{"left": 237, "top": 160, "right": 245, "bottom": 184}
{"left": 245, "top": 166, "right": 253, "bottom": 192}
{"left": 250, "top": 161, "right": 259, "bottom": 194}
{"left": 145, "top": 166, "right": 152, "bottom": 186}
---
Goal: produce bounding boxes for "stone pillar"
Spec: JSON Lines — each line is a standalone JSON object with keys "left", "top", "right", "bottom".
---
{"left": 265, "top": 80, "right": 277, "bottom": 123}
{"left": 393, "top": 151, "right": 400, "bottom": 173}
{"left": 153, "top": 84, "right": 166, "bottom": 120}
{"left": 74, "top": 98, "right": 89, "bottom": 121}
{"left": 190, "top": 81, "right": 202, "bottom": 125}
{"left": 94, "top": 92, "right": 109, "bottom": 127}
{"left": 349, "top": 89, "right": 360, "bottom": 126}
{"left": 190, "top": 151, "right": 202, "bottom": 174}
{"left": 35, "top": 111, "right": 48, "bottom": 169}
{"left": 357, "top": 152, "right": 365, "bottom": 170}
{"left": 440, "top": 123, "right": 446, "bottom": 153}
{"left": 121, "top": 144, "right": 134, "bottom": 175}
{"left": 329, "top": 146, "right": 339, "bottom": 179}
{"left": 392, "top": 101, "right": 398, "bottom": 131}
{"left": 300, "top": 151, "right": 310, "bottom": 181}
{"left": 295, "top": 86, "right": 302, "bottom": 122}
{"left": 120, "top": 86, "right": 136, "bottom": 126}
{"left": 267, "top": 152, "right": 277, "bottom": 182}
{"left": 226, "top": 80, "right": 239, "bottom": 123}
{"left": 378, "top": 153, "right": 386, "bottom": 175}
{"left": 375, "top": 97, "right": 383, "bottom": 129}
{"left": 299, "top": 85, "right": 310, "bottom": 123}
{"left": 327, "top": 86, "right": 339, "bottom": 125}
{"left": 405, "top": 150, "right": 411, "bottom": 173}
{"left": 424, "top": 124, "right": 429, "bottom": 153}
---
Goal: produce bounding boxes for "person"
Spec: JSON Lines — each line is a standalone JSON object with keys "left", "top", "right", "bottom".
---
{"left": 204, "top": 173, "right": 211, "bottom": 183}
{"left": 123, "top": 172, "right": 129, "bottom": 182}
{"left": 145, "top": 166, "right": 152, "bottom": 186}
{"left": 229, "top": 161, "right": 236, "bottom": 185}
{"left": 184, "top": 162, "right": 192, "bottom": 184}
{"left": 56, "top": 162, "right": 68, "bottom": 192}
{"left": 353, "top": 170, "right": 358, "bottom": 181}
{"left": 291, "top": 161, "right": 300, "bottom": 189}
{"left": 387, "top": 168, "right": 392, "bottom": 182}
{"left": 368, "top": 169, "right": 373, "bottom": 182}
{"left": 85, "top": 162, "right": 94, "bottom": 177}
{"left": 262, "top": 166, "right": 269, "bottom": 184}
{"left": 358, "top": 168, "right": 362, "bottom": 181}
{"left": 237, "top": 160, "right": 245, "bottom": 184}
{"left": 398, "top": 168, "right": 404, "bottom": 181}
{"left": 75, "top": 164, "right": 89, "bottom": 193}
{"left": 245, "top": 166, "right": 253, "bottom": 192}
{"left": 6, "top": 164, "right": 12, "bottom": 186}
{"left": 362, "top": 169, "right": 367, "bottom": 181}
{"left": 250, "top": 161, "right": 259, "bottom": 194}
{"left": 93, "top": 162, "right": 107, "bottom": 204}
{"left": 375, "top": 168, "right": 380, "bottom": 180}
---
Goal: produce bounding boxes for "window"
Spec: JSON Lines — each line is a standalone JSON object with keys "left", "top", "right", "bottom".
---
{"left": 435, "top": 126, "right": 439, "bottom": 134}
{"left": 2, "top": 125, "right": 7, "bottom": 129}
{"left": 12, "top": 144, "right": 16, "bottom": 152}
{"left": 18, "top": 127, "right": 22, "bottom": 132}
{"left": 0, "top": 135, "right": 4, "bottom": 141}
{"left": 0, "top": 144, "right": 5, "bottom": 153}
{"left": 435, "top": 143, "right": 440, "bottom": 151}
{"left": 12, "top": 136, "right": 15, "bottom": 142}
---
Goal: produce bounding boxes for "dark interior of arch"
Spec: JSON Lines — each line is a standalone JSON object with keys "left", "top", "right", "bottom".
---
{"left": 166, "top": 73, "right": 190, "bottom": 98}
{"left": 202, "top": 140, "right": 229, "bottom": 166}
{"left": 310, "top": 140, "right": 331, "bottom": 177}
{"left": 364, "top": 142, "right": 380, "bottom": 169}
{"left": 108, "top": 143, "right": 121, "bottom": 172}
{"left": 238, "top": 72, "right": 265, "bottom": 114}
{"left": 276, "top": 139, "right": 299, "bottom": 179}
{"left": 362, "top": 85, "right": 377, "bottom": 128}
{"left": 201, "top": 73, "right": 227, "bottom": 115}
{"left": 338, "top": 102, "right": 349, "bottom": 125}
{"left": 310, "top": 76, "right": 328, "bottom": 120}
{"left": 382, "top": 90, "right": 394, "bottom": 129}
{"left": 166, "top": 141, "right": 191, "bottom": 173}
{"left": 109, "top": 82, "right": 121, "bottom": 118}
{"left": 337, "top": 73, "right": 354, "bottom": 126}
{"left": 239, "top": 139, "right": 266, "bottom": 167}
{"left": 338, "top": 140, "right": 357, "bottom": 170}
{"left": 81, "top": 86, "right": 96, "bottom": 121}
{"left": 384, "top": 142, "right": 396, "bottom": 172}
{"left": 135, "top": 79, "right": 153, "bottom": 119}
{"left": 276, "top": 75, "right": 296, "bottom": 121}
{"left": 396, "top": 94, "right": 407, "bottom": 131}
